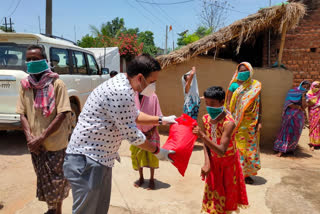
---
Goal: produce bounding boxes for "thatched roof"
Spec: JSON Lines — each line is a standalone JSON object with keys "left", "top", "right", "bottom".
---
{"left": 156, "top": 2, "right": 306, "bottom": 68}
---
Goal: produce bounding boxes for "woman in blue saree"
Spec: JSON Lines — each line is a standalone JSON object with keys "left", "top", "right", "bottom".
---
{"left": 274, "top": 80, "right": 311, "bottom": 157}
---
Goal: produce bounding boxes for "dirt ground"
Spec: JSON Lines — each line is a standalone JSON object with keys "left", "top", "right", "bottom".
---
{"left": 0, "top": 129, "right": 320, "bottom": 214}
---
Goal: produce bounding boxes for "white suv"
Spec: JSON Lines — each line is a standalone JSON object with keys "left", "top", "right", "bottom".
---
{"left": 0, "top": 33, "right": 110, "bottom": 131}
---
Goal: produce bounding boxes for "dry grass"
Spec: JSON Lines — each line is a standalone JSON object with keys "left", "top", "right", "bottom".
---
{"left": 156, "top": 2, "right": 306, "bottom": 68}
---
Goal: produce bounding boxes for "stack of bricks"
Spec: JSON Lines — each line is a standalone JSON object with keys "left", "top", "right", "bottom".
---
{"left": 262, "top": 1, "right": 320, "bottom": 87}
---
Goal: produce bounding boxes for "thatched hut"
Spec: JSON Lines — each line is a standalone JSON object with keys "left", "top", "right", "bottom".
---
{"left": 155, "top": 2, "right": 306, "bottom": 148}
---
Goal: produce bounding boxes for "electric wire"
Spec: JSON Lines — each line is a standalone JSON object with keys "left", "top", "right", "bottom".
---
{"left": 134, "top": 0, "right": 167, "bottom": 26}
{"left": 124, "top": 0, "right": 156, "bottom": 25}
{"left": 9, "top": 0, "right": 23, "bottom": 17}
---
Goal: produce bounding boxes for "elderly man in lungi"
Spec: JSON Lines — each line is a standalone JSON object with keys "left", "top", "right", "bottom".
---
{"left": 17, "top": 45, "right": 71, "bottom": 214}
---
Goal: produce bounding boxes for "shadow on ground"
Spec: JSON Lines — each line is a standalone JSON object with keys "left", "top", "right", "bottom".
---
{"left": 133, "top": 179, "right": 171, "bottom": 190}
{"left": 251, "top": 176, "right": 267, "bottom": 186}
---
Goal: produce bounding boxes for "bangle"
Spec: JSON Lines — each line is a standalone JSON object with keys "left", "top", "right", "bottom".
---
{"left": 158, "top": 116, "right": 163, "bottom": 125}
{"left": 152, "top": 145, "right": 160, "bottom": 154}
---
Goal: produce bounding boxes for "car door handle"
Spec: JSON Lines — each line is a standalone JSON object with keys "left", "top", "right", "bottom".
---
{"left": 75, "top": 79, "right": 80, "bottom": 82}
{"left": 92, "top": 78, "right": 97, "bottom": 81}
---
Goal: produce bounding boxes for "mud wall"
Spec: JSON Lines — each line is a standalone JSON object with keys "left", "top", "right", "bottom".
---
{"left": 156, "top": 56, "right": 293, "bottom": 147}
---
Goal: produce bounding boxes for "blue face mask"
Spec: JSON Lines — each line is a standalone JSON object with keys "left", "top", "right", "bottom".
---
{"left": 26, "top": 59, "right": 49, "bottom": 74}
{"left": 237, "top": 71, "right": 250, "bottom": 81}
{"left": 206, "top": 106, "right": 225, "bottom": 120}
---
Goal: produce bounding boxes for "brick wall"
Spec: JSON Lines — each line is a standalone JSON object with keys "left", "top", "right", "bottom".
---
{"left": 262, "top": 3, "right": 320, "bottom": 86}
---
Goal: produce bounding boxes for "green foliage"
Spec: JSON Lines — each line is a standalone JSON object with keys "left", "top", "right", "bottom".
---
{"left": 77, "top": 34, "right": 95, "bottom": 48}
{"left": 122, "top": 28, "right": 139, "bottom": 36}
{"left": 78, "top": 17, "right": 158, "bottom": 56}
{"left": 0, "top": 26, "right": 15, "bottom": 32}
{"left": 138, "top": 31, "right": 157, "bottom": 56}
{"left": 177, "top": 26, "right": 212, "bottom": 47}
{"left": 183, "top": 34, "right": 200, "bottom": 45}
{"left": 90, "top": 17, "right": 125, "bottom": 38}
{"left": 195, "top": 26, "right": 212, "bottom": 38}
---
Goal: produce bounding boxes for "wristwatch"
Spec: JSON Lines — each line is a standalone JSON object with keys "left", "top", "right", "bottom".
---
{"left": 158, "top": 116, "right": 163, "bottom": 125}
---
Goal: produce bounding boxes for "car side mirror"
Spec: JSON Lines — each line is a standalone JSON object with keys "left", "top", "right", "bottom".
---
{"left": 101, "top": 68, "right": 109, "bottom": 75}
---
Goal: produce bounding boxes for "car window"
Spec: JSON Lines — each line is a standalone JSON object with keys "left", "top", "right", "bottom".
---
{"left": 86, "top": 54, "right": 99, "bottom": 75}
{"left": 50, "top": 48, "right": 71, "bottom": 74}
{"left": 72, "top": 51, "right": 87, "bottom": 75}
{"left": 0, "top": 43, "right": 27, "bottom": 71}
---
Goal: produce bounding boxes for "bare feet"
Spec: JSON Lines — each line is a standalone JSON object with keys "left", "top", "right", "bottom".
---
{"left": 134, "top": 177, "right": 144, "bottom": 188}
{"left": 245, "top": 177, "right": 254, "bottom": 184}
{"left": 276, "top": 152, "right": 283, "bottom": 157}
{"left": 310, "top": 146, "right": 315, "bottom": 151}
{"left": 147, "top": 179, "right": 155, "bottom": 190}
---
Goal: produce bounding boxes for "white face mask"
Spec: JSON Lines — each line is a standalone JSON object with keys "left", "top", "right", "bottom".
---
{"left": 141, "top": 82, "right": 156, "bottom": 97}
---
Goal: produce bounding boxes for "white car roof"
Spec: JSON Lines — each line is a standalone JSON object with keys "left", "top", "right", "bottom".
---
{"left": 0, "top": 32, "right": 93, "bottom": 54}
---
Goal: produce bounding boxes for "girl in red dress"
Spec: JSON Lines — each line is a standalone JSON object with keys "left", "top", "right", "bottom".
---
{"left": 193, "top": 86, "right": 248, "bottom": 214}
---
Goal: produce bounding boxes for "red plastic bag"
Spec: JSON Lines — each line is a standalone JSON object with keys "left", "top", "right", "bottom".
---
{"left": 162, "top": 114, "right": 198, "bottom": 176}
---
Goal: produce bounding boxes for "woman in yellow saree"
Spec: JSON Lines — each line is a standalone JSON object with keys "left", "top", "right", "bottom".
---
{"left": 226, "top": 62, "right": 262, "bottom": 184}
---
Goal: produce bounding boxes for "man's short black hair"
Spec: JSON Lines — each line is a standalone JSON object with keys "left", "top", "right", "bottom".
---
{"left": 110, "top": 70, "right": 118, "bottom": 77}
{"left": 27, "top": 44, "right": 47, "bottom": 59}
{"left": 204, "top": 86, "right": 225, "bottom": 102}
{"left": 127, "top": 53, "right": 161, "bottom": 78}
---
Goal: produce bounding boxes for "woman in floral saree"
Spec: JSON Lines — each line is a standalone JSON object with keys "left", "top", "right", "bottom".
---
{"left": 226, "top": 62, "right": 262, "bottom": 184}
{"left": 307, "top": 81, "right": 320, "bottom": 151}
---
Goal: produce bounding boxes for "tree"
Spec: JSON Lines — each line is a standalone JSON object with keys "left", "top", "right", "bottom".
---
{"left": 77, "top": 34, "right": 95, "bottom": 48}
{"left": 176, "top": 26, "right": 212, "bottom": 47}
{"left": 90, "top": 17, "right": 125, "bottom": 38}
{"left": 0, "top": 26, "right": 15, "bottom": 32}
{"left": 115, "top": 33, "right": 143, "bottom": 60}
{"left": 77, "top": 18, "right": 159, "bottom": 58}
{"left": 183, "top": 34, "right": 200, "bottom": 45}
{"left": 199, "top": 0, "right": 230, "bottom": 32}
{"left": 195, "top": 26, "right": 212, "bottom": 38}
{"left": 177, "top": 30, "right": 189, "bottom": 47}
{"left": 122, "top": 27, "right": 139, "bottom": 36}
{"left": 138, "top": 31, "right": 157, "bottom": 56}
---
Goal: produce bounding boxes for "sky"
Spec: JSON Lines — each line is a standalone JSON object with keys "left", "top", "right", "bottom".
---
{"left": 0, "top": 0, "right": 285, "bottom": 48}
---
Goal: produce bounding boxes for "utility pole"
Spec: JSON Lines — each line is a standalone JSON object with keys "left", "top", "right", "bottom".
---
{"left": 9, "top": 18, "right": 13, "bottom": 32}
{"left": 46, "top": 0, "right": 52, "bottom": 35}
{"left": 4, "top": 17, "right": 7, "bottom": 32}
{"left": 38, "top": 16, "right": 41, "bottom": 33}
{"left": 268, "top": 0, "right": 271, "bottom": 66}
{"left": 165, "top": 25, "right": 168, "bottom": 55}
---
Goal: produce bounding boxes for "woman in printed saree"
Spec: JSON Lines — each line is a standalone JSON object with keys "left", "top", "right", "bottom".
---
{"left": 274, "top": 80, "right": 310, "bottom": 157}
{"left": 130, "top": 92, "right": 162, "bottom": 190}
{"left": 182, "top": 66, "right": 201, "bottom": 120}
{"left": 306, "top": 81, "right": 320, "bottom": 151}
{"left": 226, "top": 62, "right": 262, "bottom": 184}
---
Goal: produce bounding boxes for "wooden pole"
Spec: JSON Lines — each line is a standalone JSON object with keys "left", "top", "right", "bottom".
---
{"left": 278, "top": 21, "right": 288, "bottom": 67}
{"left": 46, "top": 0, "right": 52, "bottom": 35}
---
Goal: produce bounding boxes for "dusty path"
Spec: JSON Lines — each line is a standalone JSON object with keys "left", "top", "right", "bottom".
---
{"left": 0, "top": 129, "right": 320, "bottom": 214}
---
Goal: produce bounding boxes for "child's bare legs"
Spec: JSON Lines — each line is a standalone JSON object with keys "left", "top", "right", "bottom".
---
{"left": 148, "top": 168, "right": 155, "bottom": 190}
{"left": 276, "top": 152, "right": 283, "bottom": 157}
{"left": 134, "top": 168, "right": 144, "bottom": 187}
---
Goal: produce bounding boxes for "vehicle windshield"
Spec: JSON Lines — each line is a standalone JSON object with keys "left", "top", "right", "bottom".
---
{"left": 0, "top": 43, "right": 28, "bottom": 72}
